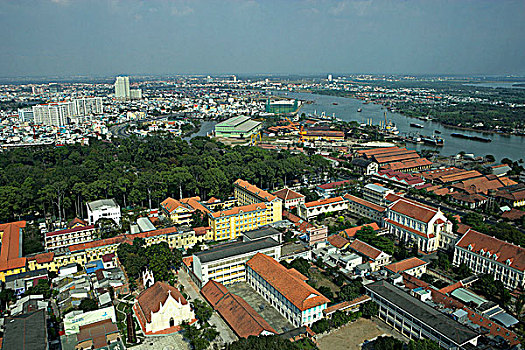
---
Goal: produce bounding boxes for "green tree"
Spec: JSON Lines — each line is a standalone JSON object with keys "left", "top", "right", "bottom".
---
{"left": 26, "top": 279, "right": 51, "bottom": 299}
{"left": 192, "top": 299, "right": 213, "bottom": 323}
{"left": 360, "top": 301, "right": 378, "bottom": 318}
{"left": 289, "top": 257, "right": 310, "bottom": 277}
{"left": 371, "top": 336, "right": 404, "bottom": 350}
{"left": 408, "top": 339, "right": 441, "bottom": 350}
{"left": 79, "top": 298, "right": 98, "bottom": 312}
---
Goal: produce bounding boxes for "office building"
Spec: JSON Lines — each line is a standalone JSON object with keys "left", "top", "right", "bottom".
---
{"left": 246, "top": 253, "right": 329, "bottom": 327}
{"left": 365, "top": 281, "right": 480, "bottom": 349}
{"left": 17, "top": 108, "right": 34, "bottom": 122}
{"left": 453, "top": 228, "right": 524, "bottom": 289}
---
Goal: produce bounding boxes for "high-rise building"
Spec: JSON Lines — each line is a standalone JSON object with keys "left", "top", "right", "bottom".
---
{"left": 17, "top": 108, "right": 34, "bottom": 122}
{"left": 32, "top": 97, "right": 103, "bottom": 126}
{"left": 327, "top": 74, "right": 333, "bottom": 82}
{"left": 130, "top": 89, "right": 142, "bottom": 100}
{"left": 114, "top": 76, "right": 130, "bottom": 100}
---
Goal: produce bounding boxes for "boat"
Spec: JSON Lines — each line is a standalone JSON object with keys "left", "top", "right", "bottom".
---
{"left": 435, "top": 130, "right": 441, "bottom": 134}
{"left": 450, "top": 133, "right": 492, "bottom": 143}
{"left": 332, "top": 102, "right": 338, "bottom": 105}
{"left": 404, "top": 135, "right": 423, "bottom": 144}
{"left": 421, "top": 135, "right": 444, "bottom": 146}
{"left": 410, "top": 123, "right": 424, "bottom": 129}
{"left": 357, "top": 108, "right": 362, "bottom": 112}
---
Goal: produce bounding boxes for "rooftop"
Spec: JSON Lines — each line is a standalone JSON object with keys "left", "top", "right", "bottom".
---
{"left": 194, "top": 237, "right": 280, "bottom": 264}
{"left": 343, "top": 194, "right": 386, "bottom": 212}
{"left": 273, "top": 187, "right": 305, "bottom": 201}
{"left": 246, "top": 253, "right": 330, "bottom": 311}
{"left": 0, "top": 221, "right": 26, "bottom": 272}
{"left": 242, "top": 226, "right": 281, "bottom": 241}
{"left": 3, "top": 309, "right": 47, "bottom": 350}
{"left": 349, "top": 239, "right": 384, "bottom": 260}
{"left": 388, "top": 197, "right": 439, "bottom": 223}
{"left": 234, "top": 179, "right": 277, "bottom": 202}
{"left": 211, "top": 202, "right": 267, "bottom": 218}
{"left": 87, "top": 198, "right": 119, "bottom": 211}
{"left": 304, "top": 196, "right": 345, "bottom": 208}
{"left": 135, "top": 282, "right": 187, "bottom": 323}
{"left": 366, "top": 281, "right": 479, "bottom": 346}
{"left": 384, "top": 257, "right": 428, "bottom": 274}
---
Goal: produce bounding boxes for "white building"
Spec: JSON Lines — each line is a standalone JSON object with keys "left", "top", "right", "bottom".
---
{"left": 365, "top": 281, "right": 480, "bottom": 349}
{"left": 192, "top": 228, "right": 281, "bottom": 288}
{"left": 348, "top": 239, "right": 391, "bottom": 271}
{"left": 272, "top": 188, "right": 305, "bottom": 210}
{"left": 363, "top": 183, "right": 395, "bottom": 206}
{"left": 246, "top": 253, "right": 329, "bottom": 327}
{"left": 17, "top": 108, "right": 34, "bottom": 122}
{"left": 87, "top": 199, "right": 121, "bottom": 226}
{"left": 33, "top": 102, "right": 72, "bottom": 126}
{"left": 133, "top": 282, "right": 195, "bottom": 335}
{"left": 385, "top": 197, "right": 455, "bottom": 253}
{"left": 297, "top": 196, "right": 347, "bottom": 220}
{"left": 114, "top": 76, "right": 130, "bottom": 100}
{"left": 453, "top": 229, "right": 525, "bottom": 290}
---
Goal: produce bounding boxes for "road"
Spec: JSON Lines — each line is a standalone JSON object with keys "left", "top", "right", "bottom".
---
{"left": 177, "top": 269, "right": 238, "bottom": 345}
{"left": 109, "top": 115, "right": 168, "bottom": 138}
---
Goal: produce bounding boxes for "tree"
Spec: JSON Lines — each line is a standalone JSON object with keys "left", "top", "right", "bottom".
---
{"left": 369, "top": 336, "right": 404, "bottom": 350}
{"left": 456, "top": 263, "right": 472, "bottom": 279}
{"left": 225, "top": 335, "right": 301, "bottom": 350}
{"left": 26, "top": 279, "right": 51, "bottom": 299}
{"left": 339, "top": 280, "right": 362, "bottom": 301}
{"left": 79, "top": 298, "right": 98, "bottom": 312}
{"left": 360, "top": 301, "right": 378, "bottom": 318}
{"left": 317, "top": 286, "right": 333, "bottom": 301}
{"left": 311, "top": 318, "right": 331, "bottom": 334}
{"left": 289, "top": 257, "right": 310, "bottom": 277}
{"left": 408, "top": 339, "right": 441, "bottom": 350}
{"left": 145, "top": 242, "right": 177, "bottom": 281}
{"left": 192, "top": 299, "right": 213, "bottom": 323}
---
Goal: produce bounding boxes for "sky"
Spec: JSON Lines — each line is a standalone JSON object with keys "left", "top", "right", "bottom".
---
{"left": 0, "top": 0, "right": 524, "bottom": 77}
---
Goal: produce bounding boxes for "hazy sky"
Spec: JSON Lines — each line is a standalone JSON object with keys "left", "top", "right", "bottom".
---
{"left": 1, "top": 0, "right": 524, "bottom": 77}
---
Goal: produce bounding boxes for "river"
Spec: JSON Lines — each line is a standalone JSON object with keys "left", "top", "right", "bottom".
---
{"left": 183, "top": 120, "right": 217, "bottom": 141}
{"left": 281, "top": 92, "right": 525, "bottom": 162}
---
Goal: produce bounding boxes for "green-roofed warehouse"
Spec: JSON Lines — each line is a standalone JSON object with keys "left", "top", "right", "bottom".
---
{"left": 214, "top": 116, "right": 262, "bottom": 138}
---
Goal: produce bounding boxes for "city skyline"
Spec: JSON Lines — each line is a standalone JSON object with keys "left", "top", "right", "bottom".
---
{"left": 0, "top": 0, "right": 524, "bottom": 77}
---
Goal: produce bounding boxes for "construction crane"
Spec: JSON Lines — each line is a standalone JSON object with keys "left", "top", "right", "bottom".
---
{"left": 249, "top": 132, "right": 262, "bottom": 146}
{"left": 284, "top": 117, "right": 307, "bottom": 142}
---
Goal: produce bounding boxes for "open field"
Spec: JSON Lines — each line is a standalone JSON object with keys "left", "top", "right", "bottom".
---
{"left": 317, "top": 318, "right": 405, "bottom": 350}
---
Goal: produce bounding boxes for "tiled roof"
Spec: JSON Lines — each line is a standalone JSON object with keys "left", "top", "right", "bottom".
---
{"left": 339, "top": 223, "right": 380, "bottom": 239}
{"left": 234, "top": 179, "right": 277, "bottom": 202}
{"left": 438, "top": 281, "right": 464, "bottom": 295}
{"left": 449, "top": 192, "right": 487, "bottom": 203}
{"left": 495, "top": 184, "right": 525, "bottom": 201}
{"left": 435, "top": 170, "right": 482, "bottom": 184}
{"left": 273, "top": 188, "right": 305, "bottom": 201}
{"left": 456, "top": 229, "right": 525, "bottom": 272}
{"left": 246, "top": 253, "right": 330, "bottom": 311}
{"left": 501, "top": 208, "right": 525, "bottom": 221}
{"left": 201, "top": 280, "right": 276, "bottom": 338}
{"left": 304, "top": 196, "right": 345, "bottom": 208}
{"left": 381, "top": 158, "right": 432, "bottom": 171}
{"left": 136, "top": 282, "right": 188, "bottom": 323}
{"left": 356, "top": 146, "right": 401, "bottom": 157}
{"left": 160, "top": 197, "right": 185, "bottom": 213}
{"left": 384, "top": 257, "right": 427, "bottom": 274}
{"left": 388, "top": 197, "right": 438, "bottom": 223}
{"left": 67, "top": 217, "right": 87, "bottom": 228}
{"left": 76, "top": 319, "right": 119, "bottom": 349}
{"left": 181, "top": 197, "right": 211, "bottom": 214}
{"left": 211, "top": 202, "right": 267, "bottom": 218}
{"left": 323, "top": 295, "right": 370, "bottom": 315}
{"left": 451, "top": 176, "right": 516, "bottom": 195}
{"left": 45, "top": 225, "right": 95, "bottom": 237}
{"left": 343, "top": 194, "right": 386, "bottom": 212}
{"left": 349, "top": 239, "right": 384, "bottom": 260}
{"left": 327, "top": 234, "right": 350, "bottom": 249}
{"left": 0, "top": 221, "right": 27, "bottom": 272}
{"left": 34, "top": 252, "right": 54, "bottom": 264}
{"left": 384, "top": 218, "right": 435, "bottom": 239}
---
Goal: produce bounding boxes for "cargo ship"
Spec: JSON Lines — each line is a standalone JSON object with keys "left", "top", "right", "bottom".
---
{"left": 450, "top": 133, "right": 492, "bottom": 143}
{"left": 421, "top": 135, "right": 444, "bottom": 146}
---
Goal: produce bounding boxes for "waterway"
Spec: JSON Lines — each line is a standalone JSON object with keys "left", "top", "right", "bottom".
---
{"left": 183, "top": 120, "right": 217, "bottom": 141}
{"left": 281, "top": 92, "right": 525, "bottom": 161}
{"left": 463, "top": 82, "right": 525, "bottom": 89}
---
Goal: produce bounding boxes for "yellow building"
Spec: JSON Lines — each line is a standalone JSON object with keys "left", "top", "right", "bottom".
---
{"left": 233, "top": 179, "right": 282, "bottom": 223}
{"left": 27, "top": 226, "right": 213, "bottom": 273}
{"left": 0, "top": 221, "right": 28, "bottom": 282}
{"left": 209, "top": 203, "right": 270, "bottom": 241}
{"left": 160, "top": 196, "right": 212, "bottom": 225}
{"left": 302, "top": 130, "right": 345, "bottom": 142}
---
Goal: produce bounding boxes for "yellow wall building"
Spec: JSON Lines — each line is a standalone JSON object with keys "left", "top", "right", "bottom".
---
{"left": 233, "top": 179, "right": 282, "bottom": 223}
{"left": 0, "top": 221, "right": 28, "bottom": 282}
{"left": 209, "top": 203, "right": 270, "bottom": 241}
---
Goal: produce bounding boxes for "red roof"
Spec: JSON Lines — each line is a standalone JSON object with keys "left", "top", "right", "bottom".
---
{"left": 384, "top": 218, "right": 435, "bottom": 239}
{"left": 45, "top": 225, "right": 95, "bottom": 237}
{"left": 388, "top": 198, "right": 438, "bottom": 223}
{"left": 246, "top": 253, "right": 330, "bottom": 311}
{"left": 234, "top": 179, "right": 277, "bottom": 202}
{"left": 0, "top": 221, "right": 27, "bottom": 272}
{"left": 501, "top": 208, "right": 525, "bottom": 221}
{"left": 304, "top": 196, "right": 345, "bottom": 208}
{"left": 349, "top": 239, "right": 384, "bottom": 260}
{"left": 343, "top": 194, "right": 386, "bottom": 212}
{"left": 339, "top": 223, "right": 380, "bottom": 239}
{"left": 456, "top": 229, "right": 525, "bottom": 272}
{"left": 201, "top": 280, "right": 276, "bottom": 338}
{"left": 273, "top": 188, "right": 305, "bottom": 201}
{"left": 384, "top": 257, "right": 427, "bottom": 274}
{"left": 211, "top": 203, "right": 267, "bottom": 218}
{"left": 135, "top": 282, "right": 188, "bottom": 323}
{"left": 327, "top": 234, "right": 350, "bottom": 249}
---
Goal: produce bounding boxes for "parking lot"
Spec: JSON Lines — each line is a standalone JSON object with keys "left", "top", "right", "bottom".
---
{"left": 227, "top": 282, "right": 294, "bottom": 333}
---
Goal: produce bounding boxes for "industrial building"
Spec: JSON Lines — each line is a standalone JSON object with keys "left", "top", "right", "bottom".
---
{"left": 214, "top": 116, "right": 262, "bottom": 138}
